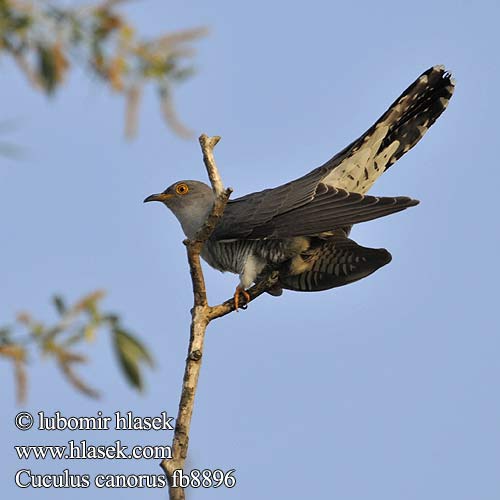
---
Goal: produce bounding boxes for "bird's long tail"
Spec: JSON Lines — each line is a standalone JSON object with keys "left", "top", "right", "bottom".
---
{"left": 374, "top": 65, "right": 455, "bottom": 172}
{"left": 322, "top": 65, "right": 455, "bottom": 194}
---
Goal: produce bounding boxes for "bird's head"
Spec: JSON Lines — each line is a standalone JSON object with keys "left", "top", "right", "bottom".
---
{"left": 144, "top": 180, "right": 215, "bottom": 239}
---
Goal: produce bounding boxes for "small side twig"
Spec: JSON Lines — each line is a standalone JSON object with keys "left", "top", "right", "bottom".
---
{"left": 208, "top": 271, "right": 280, "bottom": 320}
{"left": 160, "top": 134, "right": 277, "bottom": 499}
{"left": 199, "top": 134, "right": 225, "bottom": 196}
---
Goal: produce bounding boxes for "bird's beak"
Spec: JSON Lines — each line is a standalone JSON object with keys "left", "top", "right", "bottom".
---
{"left": 143, "top": 193, "right": 173, "bottom": 203}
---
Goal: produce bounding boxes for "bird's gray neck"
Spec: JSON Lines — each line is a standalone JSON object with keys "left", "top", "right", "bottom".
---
{"left": 173, "top": 198, "right": 214, "bottom": 239}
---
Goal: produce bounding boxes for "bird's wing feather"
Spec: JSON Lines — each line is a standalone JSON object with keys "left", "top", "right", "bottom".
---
{"left": 221, "top": 184, "right": 418, "bottom": 239}
{"left": 279, "top": 235, "right": 392, "bottom": 292}
{"left": 213, "top": 65, "right": 453, "bottom": 241}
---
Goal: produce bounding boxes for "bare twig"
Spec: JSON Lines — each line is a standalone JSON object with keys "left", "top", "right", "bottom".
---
{"left": 199, "top": 134, "right": 225, "bottom": 196}
{"left": 125, "top": 84, "right": 142, "bottom": 139}
{"left": 160, "top": 85, "right": 193, "bottom": 139}
{"left": 156, "top": 27, "right": 209, "bottom": 48}
{"left": 0, "top": 345, "right": 27, "bottom": 404}
{"left": 55, "top": 349, "right": 100, "bottom": 399}
{"left": 160, "top": 134, "right": 278, "bottom": 499}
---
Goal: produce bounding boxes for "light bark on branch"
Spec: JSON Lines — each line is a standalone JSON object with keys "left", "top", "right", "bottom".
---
{"left": 160, "top": 134, "right": 278, "bottom": 499}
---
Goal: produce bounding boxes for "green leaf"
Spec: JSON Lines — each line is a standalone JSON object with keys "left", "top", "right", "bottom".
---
{"left": 11, "top": 14, "right": 31, "bottom": 31}
{"left": 0, "top": 327, "right": 12, "bottom": 345}
{"left": 113, "top": 328, "right": 153, "bottom": 391}
{"left": 69, "top": 16, "right": 83, "bottom": 44}
{"left": 171, "top": 66, "right": 195, "bottom": 82}
{"left": 61, "top": 330, "right": 85, "bottom": 347}
{"left": 32, "top": 322, "right": 45, "bottom": 337}
{"left": 83, "top": 324, "right": 96, "bottom": 342}
{"left": 102, "top": 314, "right": 119, "bottom": 327}
{"left": 37, "top": 45, "right": 57, "bottom": 94}
{"left": 53, "top": 295, "right": 66, "bottom": 315}
{"left": 86, "top": 301, "right": 100, "bottom": 323}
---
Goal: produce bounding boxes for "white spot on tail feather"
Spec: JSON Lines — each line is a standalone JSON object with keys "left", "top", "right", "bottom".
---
{"left": 321, "top": 65, "right": 454, "bottom": 196}
{"left": 417, "top": 125, "right": 428, "bottom": 135}
{"left": 323, "top": 123, "right": 400, "bottom": 194}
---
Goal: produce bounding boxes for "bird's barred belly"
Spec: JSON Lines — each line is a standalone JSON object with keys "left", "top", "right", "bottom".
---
{"left": 202, "top": 237, "right": 310, "bottom": 275}
{"left": 201, "top": 240, "right": 255, "bottom": 274}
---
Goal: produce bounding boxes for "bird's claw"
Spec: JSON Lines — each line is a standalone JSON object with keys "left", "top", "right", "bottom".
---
{"left": 234, "top": 287, "right": 251, "bottom": 311}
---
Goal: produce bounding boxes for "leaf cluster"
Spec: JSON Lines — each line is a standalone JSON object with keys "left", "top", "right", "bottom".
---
{"left": 0, "top": 0, "right": 206, "bottom": 137}
{"left": 0, "top": 290, "right": 153, "bottom": 404}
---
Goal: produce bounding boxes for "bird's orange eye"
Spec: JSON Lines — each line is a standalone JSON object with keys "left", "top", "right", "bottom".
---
{"left": 175, "top": 183, "right": 189, "bottom": 195}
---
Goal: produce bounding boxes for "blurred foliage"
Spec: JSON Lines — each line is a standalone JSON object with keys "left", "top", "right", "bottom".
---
{"left": 0, "top": 1, "right": 196, "bottom": 404}
{"left": 0, "top": 291, "right": 154, "bottom": 404}
{"left": 0, "top": 0, "right": 207, "bottom": 137}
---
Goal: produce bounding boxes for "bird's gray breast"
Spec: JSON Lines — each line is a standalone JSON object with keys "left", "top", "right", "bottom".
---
{"left": 201, "top": 237, "right": 309, "bottom": 275}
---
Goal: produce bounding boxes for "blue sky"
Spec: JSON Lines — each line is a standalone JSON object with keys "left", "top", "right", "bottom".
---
{"left": 1, "top": 0, "right": 499, "bottom": 498}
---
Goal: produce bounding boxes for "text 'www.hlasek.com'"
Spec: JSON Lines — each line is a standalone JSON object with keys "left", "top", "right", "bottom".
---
{"left": 13, "top": 410, "right": 236, "bottom": 489}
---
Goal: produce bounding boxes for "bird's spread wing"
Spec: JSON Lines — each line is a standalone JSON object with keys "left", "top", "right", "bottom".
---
{"left": 213, "top": 65, "right": 454, "bottom": 241}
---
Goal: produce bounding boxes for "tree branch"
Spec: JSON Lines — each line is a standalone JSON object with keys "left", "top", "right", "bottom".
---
{"left": 208, "top": 271, "right": 280, "bottom": 320}
{"left": 160, "top": 134, "right": 278, "bottom": 499}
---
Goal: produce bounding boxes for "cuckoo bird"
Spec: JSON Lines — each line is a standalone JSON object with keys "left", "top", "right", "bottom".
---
{"left": 145, "top": 65, "right": 454, "bottom": 308}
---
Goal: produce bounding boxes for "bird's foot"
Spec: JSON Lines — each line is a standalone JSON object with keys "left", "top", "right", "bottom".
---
{"left": 234, "top": 286, "right": 251, "bottom": 311}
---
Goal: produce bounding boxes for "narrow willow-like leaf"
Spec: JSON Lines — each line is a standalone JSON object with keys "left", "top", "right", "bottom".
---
{"left": 113, "top": 328, "right": 153, "bottom": 390}
{"left": 37, "top": 45, "right": 57, "bottom": 93}
{"left": 53, "top": 295, "right": 66, "bottom": 315}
